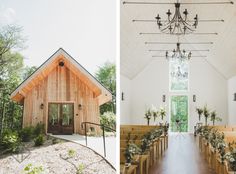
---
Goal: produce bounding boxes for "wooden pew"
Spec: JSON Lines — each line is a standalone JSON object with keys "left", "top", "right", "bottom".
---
{"left": 120, "top": 147, "right": 149, "bottom": 174}
{"left": 120, "top": 125, "right": 168, "bottom": 174}
{"left": 120, "top": 164, "right": 137, "bottom": 174}
{"left": 197, "top": 126, "right": 236, "bottom": 174}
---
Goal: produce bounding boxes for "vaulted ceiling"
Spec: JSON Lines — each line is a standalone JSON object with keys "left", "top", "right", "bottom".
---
{"left": 121, "top": 0, "right": 236, "bottom": 79}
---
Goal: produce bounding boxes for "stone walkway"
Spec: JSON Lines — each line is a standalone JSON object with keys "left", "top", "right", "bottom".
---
{"left": 51, "top": 134, "right": 116, "bottom": 168}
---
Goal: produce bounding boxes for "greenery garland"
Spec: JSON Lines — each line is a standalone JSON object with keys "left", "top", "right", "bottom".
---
{"left": 124, "top": 125, "right": 168, "bottom": 164}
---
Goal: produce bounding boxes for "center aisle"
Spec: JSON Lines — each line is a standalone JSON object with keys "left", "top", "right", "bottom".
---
{"left": 149, "top": 133, "right": 216, "bottom": 174}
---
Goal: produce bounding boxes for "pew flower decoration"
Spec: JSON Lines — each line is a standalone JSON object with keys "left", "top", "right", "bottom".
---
{"left": 217, "top": 134, "right": 227, "bottom": 163}
{"left": 201, "top": 126, "right": 213, "bottom": 143}
{"left": 210, "top": 111, "right": 222, "bottom": 126}
{"left": 224, "top": 142, "right": 236, "bottom": 171}
{"left": 145, "top": 109, "right": 152, "bottom": 126}
{"left": 196, "top": 107, "right": 203, "bottom": 122}
{"left": 140, "top": 128, "right": 163, "bottom": 153}
{"left": 161, "top": 122, "right": 169, "bottom": 136}
{"left": 159, "top": 106, "right": 166, "bottom": 121}
{"left": 209, "top": 129, "right": 222, "bottom": 151}
{"left": 124, "top": 143, "right": 141, "bottom": 164}
{"left": 140, "top": 136, "right": 152, "bottom": 154}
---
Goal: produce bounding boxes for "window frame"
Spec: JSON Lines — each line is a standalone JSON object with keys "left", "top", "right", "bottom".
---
{"left": 169, "top": 59, "right": 190, "bottom": 92}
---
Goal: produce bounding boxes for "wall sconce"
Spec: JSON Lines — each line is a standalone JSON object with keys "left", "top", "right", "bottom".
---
{"left": 40, "top": 103, "right": 44, "bottom": 109}
{"left": 121, "top": 92, "right": 124, "bottom": 101}
{"left": 234, "top": 93, "right": 236, "bottom": 101}
{"left": 78, "top": 104, "right": 82, "bottom": 110}
{"left": 193, "top": 95, "right": 196, "bottom": 102}
{"left": 162, "top": 95, "right": 166, "bottom": 102}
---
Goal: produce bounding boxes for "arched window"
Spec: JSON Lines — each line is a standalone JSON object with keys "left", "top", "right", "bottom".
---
{"left": 169, "top": 59, "right": 189, "bottom": 91}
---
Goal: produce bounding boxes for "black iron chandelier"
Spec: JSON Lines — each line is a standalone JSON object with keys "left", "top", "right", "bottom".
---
{"left": 155, "top": 2, "right": 198, "bottom": 35}
{"left": 166, "top": 42, "right": 191, "bottom": 61}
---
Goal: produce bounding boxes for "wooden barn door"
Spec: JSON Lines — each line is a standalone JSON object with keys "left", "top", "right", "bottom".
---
{"left": 48, "top": 103, "right": 74, "bottom": 134}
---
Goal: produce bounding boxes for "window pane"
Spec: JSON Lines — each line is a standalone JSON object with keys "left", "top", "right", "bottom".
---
{"left": 49, "top": 104, "right": 59, "bottom": 125}
{"left": 62, "top": 104, "right": 73, "bottom": 126}
{"left": 170, "top": 59, "right": 189, "bottom": 91}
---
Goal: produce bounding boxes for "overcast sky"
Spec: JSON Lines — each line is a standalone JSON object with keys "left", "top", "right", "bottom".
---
{"left": 0, "top": 0, "right": 116, "bottom": 75}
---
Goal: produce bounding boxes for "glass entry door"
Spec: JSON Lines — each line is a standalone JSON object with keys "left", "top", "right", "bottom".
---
{"left": 170, "top": 96, "right": 188, "bottom": 132}
{"left": 48, "top": 103, "right": 74, "bottom": 134}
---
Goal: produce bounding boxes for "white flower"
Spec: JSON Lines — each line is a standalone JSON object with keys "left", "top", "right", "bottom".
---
{"left": 230, "top": 157, "right": 235, "bottom": 162}
{"left": 151, "top": 105, "right": 158, "bottom": 112}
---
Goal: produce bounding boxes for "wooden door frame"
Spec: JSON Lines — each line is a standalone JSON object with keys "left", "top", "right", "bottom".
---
{"left": 47, "top": 101, "right": 75, "bottom": 134}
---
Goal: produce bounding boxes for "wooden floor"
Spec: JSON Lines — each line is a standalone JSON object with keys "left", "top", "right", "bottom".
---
{"left": 149, "top": 133, "right": 216, "bottom": 174}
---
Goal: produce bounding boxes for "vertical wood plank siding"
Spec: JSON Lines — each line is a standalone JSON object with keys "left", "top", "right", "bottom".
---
{"left": 23, "top": 63, "right": 100, "bottom": 134}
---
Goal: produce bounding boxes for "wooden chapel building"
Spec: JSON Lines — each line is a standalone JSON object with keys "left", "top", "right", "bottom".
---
{"left": 10, "top": 48, "right": 112, "bottom": 134}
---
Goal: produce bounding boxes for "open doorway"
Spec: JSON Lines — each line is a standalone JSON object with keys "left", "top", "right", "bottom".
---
{"left": 170, "top": 95, "right": 188, "bottom": 132}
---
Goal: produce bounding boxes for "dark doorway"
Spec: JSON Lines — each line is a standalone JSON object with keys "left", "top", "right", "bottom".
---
{"left": 48, "top": 103, "right": 74, "bottom": 134}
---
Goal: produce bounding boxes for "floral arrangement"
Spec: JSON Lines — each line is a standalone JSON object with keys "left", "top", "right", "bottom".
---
{"left": 209, "top": 129, "right": 226, "bottom": 162}
{"left": 196, "top": 105, "right": 222, "bottom": 126}
{"left": 140, "top": 128, "right": 165, "bottom": 154}
{"left": 196, "top": 107, "right": 203, "bottom": 122}
{"left": 224, "top": 142, "right": 236, "bottom": 171}
{"left": 145, "top": 105, "right": 167, "bottom": 125}
{"left": 140, "top": 137, "right": 151, "bottom": 154}
{"left": 150, "top": 105, "right": 158, "bottom": 123}
{"left": 209, "top": 129, "right": 225, "bottom": 150}
{"left": 203, "top": 105, "right": 210, "bottom": 126}
{"left": 217, "top": 135, "right": 226, "bottom": 163}
{"left": 124, "top": 133, "right": 141, "bottom": 164}
{"left": 196, "top": 126, "right": 227, "bottom": 163}
{"left": 124, "top": 143, "right": 141, "bottom": 164}
{"left": 196, "top": 126, "right": 213, "bottom": 143}
{"left": 160, "top": 123, "right": 169, "bottom": 136}
{"left": 210, "top": 111, "right": 222, "bottom": 126}
{"left": 144, "top": 109, "right": 152, "bottom": 125}
{"left": 159, "top": 106, "right": 166, "bottom": 121}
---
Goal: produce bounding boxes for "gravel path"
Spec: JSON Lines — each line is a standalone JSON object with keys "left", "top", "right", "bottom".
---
{"left": 0, "top": 141, "right": 116, "bottom": 174}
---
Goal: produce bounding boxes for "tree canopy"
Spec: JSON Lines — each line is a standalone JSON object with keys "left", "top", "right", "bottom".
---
{"left": 95, "top": 62, "right": 116, "bottom": 114}
{"left": 0, "top": 25, "right": 29, "bottom": 138}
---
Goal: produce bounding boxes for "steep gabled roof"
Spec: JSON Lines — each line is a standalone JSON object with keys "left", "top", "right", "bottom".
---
{"left": 11, "top": 48, "right": 112, "bottom": 105}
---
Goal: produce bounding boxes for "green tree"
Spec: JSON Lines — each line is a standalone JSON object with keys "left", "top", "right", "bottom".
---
{"left": 22, "top": 66, "right": 37, "bottom": 80}
{"left": 0, "top": 25, "right": 25, "bottom": 139}
{"left": 95, "top": 62, "right": 116, "bottom": 114}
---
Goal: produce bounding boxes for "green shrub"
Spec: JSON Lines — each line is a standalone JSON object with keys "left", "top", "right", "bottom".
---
{"left": 24, "top": 163, "right": 44, "bottom": 174}
{"left": 34, "top": 134, "right": 45, "bottom": 146}
{"left": 76, "top": 164, "right": 85, "bottom": 174}
{"left": 20, "top": 126, "right": 34, "bottom": 142}
{"left": 100, "top": 112, "right": 116, "bottom": 131}
{"left": 1, "top": 130, "right": 20, "bottom": 152}
{"left": 33, "top": 123, "right": 45, "bottom": 137}
{"left": 68, "top": 149, "right": 76, "bottom": 158}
